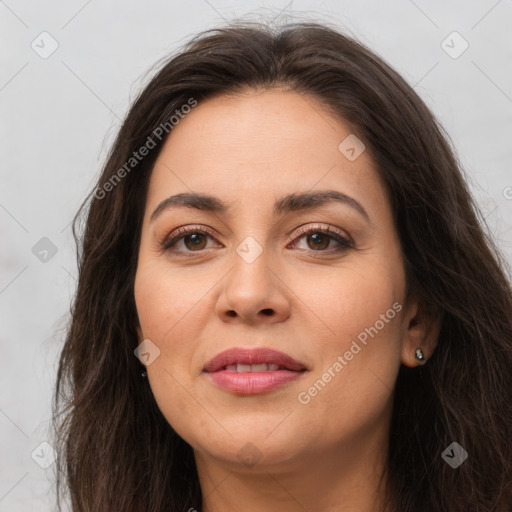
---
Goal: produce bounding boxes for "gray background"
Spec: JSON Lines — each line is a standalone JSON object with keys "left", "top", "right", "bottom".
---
{"left": 1, "top": 0, "right": 511, "bottom": 510}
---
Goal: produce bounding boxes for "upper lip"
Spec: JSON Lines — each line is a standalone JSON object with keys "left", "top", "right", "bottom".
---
{"left": 203, "top": 347, "right": 307, "bottom": 373}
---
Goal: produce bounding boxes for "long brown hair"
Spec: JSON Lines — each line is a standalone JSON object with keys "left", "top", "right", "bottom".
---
{"left": 53, "top": 20, "right": 512, "bottom": 512}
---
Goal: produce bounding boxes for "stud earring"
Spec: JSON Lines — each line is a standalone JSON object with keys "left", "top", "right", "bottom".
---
{"left": 415, "top": 348, "right": 426, "bottom": 362}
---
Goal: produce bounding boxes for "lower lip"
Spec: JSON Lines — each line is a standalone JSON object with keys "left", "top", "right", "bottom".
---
{"left": 205, "top": 370, "right": 305, "bottom": 394}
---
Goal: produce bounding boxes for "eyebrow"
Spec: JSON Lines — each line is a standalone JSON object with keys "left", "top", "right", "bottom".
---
{"left": 150, "top": 190, "right": 371, "bottom": 223}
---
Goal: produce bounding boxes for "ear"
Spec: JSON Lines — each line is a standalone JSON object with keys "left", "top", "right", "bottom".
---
{"left": 401, "top": 294, "right": 442, "bottom": 368}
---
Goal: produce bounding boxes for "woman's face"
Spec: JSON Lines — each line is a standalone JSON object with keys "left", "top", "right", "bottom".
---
{"left": 134, "top": 89, "right": 422, "bottom": 473}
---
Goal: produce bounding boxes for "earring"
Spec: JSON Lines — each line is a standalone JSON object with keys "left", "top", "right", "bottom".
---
{"left": 415, "top": 348, "right": 426, "bottom": 362}
{"left": 141, "top": 370, "right": 148, "bottom": 378}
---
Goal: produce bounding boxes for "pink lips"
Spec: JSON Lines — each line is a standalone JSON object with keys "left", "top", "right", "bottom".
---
{"left": 203, "top": 347, "right": 307, "bottom": 395}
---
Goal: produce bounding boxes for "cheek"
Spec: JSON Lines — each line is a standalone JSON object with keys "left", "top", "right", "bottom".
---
{"left": 134, "top": 258, "right": 209, "bottom": 345}
{"left": 133, "top": 258, "right": 217, "bottom": 434}
{"left": 291, "top": 257, "right": 404, "bottom": 428}
{"left": 292, "top": 256, "right": 404, "bottom": 348}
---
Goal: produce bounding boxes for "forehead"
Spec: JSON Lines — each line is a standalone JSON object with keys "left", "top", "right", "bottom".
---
{"left": 146, "top": 89, "right": 388, "bottom": 220}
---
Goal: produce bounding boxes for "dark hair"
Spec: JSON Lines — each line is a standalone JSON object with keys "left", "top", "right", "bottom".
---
{"left": 53, "top": 19, "right": 512, "bottom": 512}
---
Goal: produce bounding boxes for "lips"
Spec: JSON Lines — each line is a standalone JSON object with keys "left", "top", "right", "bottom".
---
{"left": 203, "top": 347, "right": 307, "bottom": 395}
{"left": 203, "top": 347, "right": 307, "bottom": 373}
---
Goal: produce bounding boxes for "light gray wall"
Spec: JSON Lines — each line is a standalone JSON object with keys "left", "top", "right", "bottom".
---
{"left": 1, "top": 1, "right": 511, "bottom": 510}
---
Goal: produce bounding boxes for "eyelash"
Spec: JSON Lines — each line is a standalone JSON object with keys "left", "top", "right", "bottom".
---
{"left": 160, "top": 224, "right": 353, "bottom": 256}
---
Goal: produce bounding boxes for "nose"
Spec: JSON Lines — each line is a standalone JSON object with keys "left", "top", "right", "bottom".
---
{"left": 215, "top": 246, "right": 291, "bottom": 325}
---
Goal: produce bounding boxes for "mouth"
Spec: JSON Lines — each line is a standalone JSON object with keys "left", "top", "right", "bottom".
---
{"left": 203, "top": 347, "right": 307, "bottom": 373}
{"left": 222, "top": 363, "right": 296, "bottom": 372}
{"left": 203, "top": 347, "right": 307, "bottom": 395}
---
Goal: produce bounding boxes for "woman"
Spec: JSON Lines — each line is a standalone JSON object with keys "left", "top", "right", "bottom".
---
{"left": 53, "top": 20, "right": 512, "bottom": 512}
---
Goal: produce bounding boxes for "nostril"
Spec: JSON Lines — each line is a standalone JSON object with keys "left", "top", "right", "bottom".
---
{"left": 227, "top": 310, "right": 236, "bottom": 317}
{"left": 261, "top": 309, "right": 273, "bottom": 316}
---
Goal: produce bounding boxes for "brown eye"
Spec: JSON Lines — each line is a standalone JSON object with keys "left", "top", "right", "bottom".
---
{"left": 306, "top": 232, "right": 331, "bottom": 250}
{"left": 182, "top": 233, "right": 208, "bottom": 251}
{"left": 161, "top": 226, "right": 219, "bottom": 254}
{"left": 290, "top": 225, "right": 353, "bottom": 253}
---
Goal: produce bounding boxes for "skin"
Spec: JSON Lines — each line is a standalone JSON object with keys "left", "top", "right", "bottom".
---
{"left": 134, "top": 88, "right": 440, "bottom": 512}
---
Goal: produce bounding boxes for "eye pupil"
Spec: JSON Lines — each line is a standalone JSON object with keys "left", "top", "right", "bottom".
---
{"left": 308, "top": 233, "right": 329, "bottom": 250}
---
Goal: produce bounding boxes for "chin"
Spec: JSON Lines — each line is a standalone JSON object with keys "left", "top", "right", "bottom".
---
{"left": 185, "top": 420, "right": 316, "bottom": 471}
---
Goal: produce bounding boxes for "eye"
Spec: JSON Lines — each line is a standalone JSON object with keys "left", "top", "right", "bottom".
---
{"left": 160, "top": 225, "right": 220, "bottom": 254}
{"left": 160, "top": 223, "right": 353, "bottom": 256}
{"left": 287, "top": 224, "right": 353, "bottom": 253}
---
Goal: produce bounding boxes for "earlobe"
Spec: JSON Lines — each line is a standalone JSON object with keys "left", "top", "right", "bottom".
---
{"left": 400, "top": 297, "right": 442, "bottom": 368}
